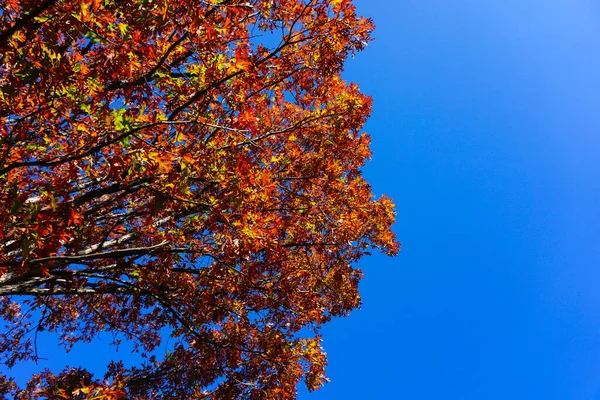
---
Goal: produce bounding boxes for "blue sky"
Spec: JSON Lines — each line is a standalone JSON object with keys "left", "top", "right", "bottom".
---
{"left": 5, "top": 1, "right": 600, "bottom": 399}
{"left": 298, "top": 0, "right": 600, "bottom": 398}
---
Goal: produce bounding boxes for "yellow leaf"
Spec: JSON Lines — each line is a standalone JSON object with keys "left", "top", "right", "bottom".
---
{"left": 118, "top": 23, "right": 128, "bottom": 37}
{"left": 80, "top": 2, "right": 90, "bottom": 21}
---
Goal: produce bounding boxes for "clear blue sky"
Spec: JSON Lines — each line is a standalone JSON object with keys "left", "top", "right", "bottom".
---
{"left": 6, "top": 1, "right": 600, "bottom": 399}
{"left": 300, "top": 0, "right": 600, "bottom": 398}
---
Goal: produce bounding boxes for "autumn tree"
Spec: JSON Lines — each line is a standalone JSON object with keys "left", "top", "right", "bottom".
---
{"left": 0, "top": 0, "right": 398, "bottom": 398}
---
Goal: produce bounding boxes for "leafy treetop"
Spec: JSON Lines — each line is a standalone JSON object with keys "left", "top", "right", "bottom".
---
{"left": 0, "top": 0, "right": 398, "bottom": 398}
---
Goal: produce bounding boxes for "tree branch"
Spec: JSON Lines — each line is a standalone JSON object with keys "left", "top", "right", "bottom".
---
{"left": 0, "top": 0, "right": 57, "bottom": 46}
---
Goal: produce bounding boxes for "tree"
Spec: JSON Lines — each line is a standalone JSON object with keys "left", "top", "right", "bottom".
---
{"left": 0, "top": 0, "right": 398, "bottom": 398}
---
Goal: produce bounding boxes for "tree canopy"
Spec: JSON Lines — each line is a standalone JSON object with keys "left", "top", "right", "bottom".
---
{"left": 0, "top": 0, "right": 398, "bottom": 398}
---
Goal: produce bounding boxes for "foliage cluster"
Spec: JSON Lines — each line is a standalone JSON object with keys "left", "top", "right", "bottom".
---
{"left": 0, "top": 0, "right": 398, "bottom": 398}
